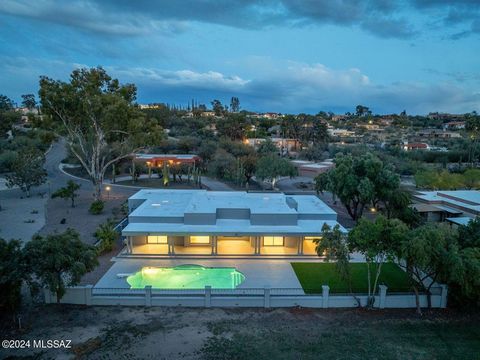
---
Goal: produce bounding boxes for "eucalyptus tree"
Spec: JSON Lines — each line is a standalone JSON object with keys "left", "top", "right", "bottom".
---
{"left": 39, "top": 67, "right": 164, "bottom": 200}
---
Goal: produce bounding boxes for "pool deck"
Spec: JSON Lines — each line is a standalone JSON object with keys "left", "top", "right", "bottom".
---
{"left": 95, "top": 258, "right": 320, "bottom": 290}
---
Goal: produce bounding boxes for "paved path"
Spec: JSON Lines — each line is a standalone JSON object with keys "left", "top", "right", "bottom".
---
{"left": 276, "top": 176, "right": 314, "bottom": 192}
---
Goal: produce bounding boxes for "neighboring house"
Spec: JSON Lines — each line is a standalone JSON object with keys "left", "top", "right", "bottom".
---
{"left": 135, "top": 154, "right": 201, "bottom": 167}
{"left": 412, "top": 190, "right": 480, "bottom": 227}
{"left": 416, "top": 129, "right": 461, "bottom": 139}
{"left": 327, "top": 128, "right": 356, "bottom": 137}
{"left": 443, "top": 121, "right": 466, "bottom": 130}
{"left": 291, "top": 160, "right": 334, "bottom": 178}
{"left": 244, "top": 137, "right": 299, "bottom": 152}
{"left": 121, "top": 190, "right": 344, "bottom": 256}
{"left": 403, "top": 142, "right": 430, "bottom": 151}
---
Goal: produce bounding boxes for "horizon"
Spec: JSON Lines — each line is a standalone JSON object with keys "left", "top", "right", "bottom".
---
{"left": 1, "top": 0, "right": 479, "bottom": 115}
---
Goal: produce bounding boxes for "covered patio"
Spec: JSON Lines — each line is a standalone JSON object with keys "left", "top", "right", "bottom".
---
{"left": 124, "top": 235, "right": 320, "bottom": 256}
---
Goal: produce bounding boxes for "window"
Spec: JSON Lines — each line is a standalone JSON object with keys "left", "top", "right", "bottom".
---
{"left": 263, "top": 236, "right": 284, "bottom": 246}
{"left": 147, "top": 235, "right": 168, "bottom": 244}
{"left": 190, "top": 236, "right": 210, "bottom": 244}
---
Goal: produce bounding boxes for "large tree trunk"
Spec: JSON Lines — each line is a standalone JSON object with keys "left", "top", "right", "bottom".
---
{"left": 93, "top": 177, "right": 103, "bottom": 201}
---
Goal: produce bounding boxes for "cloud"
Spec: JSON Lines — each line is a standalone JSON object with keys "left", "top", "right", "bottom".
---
{"left": 3, "top": 0, "right": 477, "bottom": 40}
{"left": 103, "top": 61, "right": 479, "bottom": 114}
{"left": 1, "top": 53, "right": 478, "bottom": 114}
{"left": 0, "top": 0, "right": 188, "bottom": 36}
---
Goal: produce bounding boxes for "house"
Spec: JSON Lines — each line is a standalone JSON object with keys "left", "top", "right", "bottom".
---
{"left": 135, "top": 154, "right": 201, "bottom": 167}
{"left": 291, "top": 160, "right": 334, "bottom": 178}
{"left": 403, "top": 142, "right": 430, "bottom": 151}
{"left": 121, "top": 190, "right": 344, "bottom": 256}
{"left": 416, "top": 129, "right": 461, "bottom": 139}
{"left": 244, "top": 137, "right": 299, "bottom": 152}
{"left": 443, "top": 121, "right": 466, "bottom": 130}
{"left": 412, "top": 190, "right": 480, "bottom": 226}
{"left": 327, "top": 128, "right": 356, "bottom": 137}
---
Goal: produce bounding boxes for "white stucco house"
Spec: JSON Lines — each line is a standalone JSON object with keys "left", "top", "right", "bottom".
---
{"left": 121, "top": 189, "right": 345, "bottom": 256}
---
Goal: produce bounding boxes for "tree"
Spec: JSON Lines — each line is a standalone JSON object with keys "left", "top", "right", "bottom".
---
{"left": 240, "top": 154, "right": 257, "bottom": 189}
{"left": 465, "top": 115, "right": 480, "bottom": 166}
{"left": 463, "top": 169, "right": 480, "bottom": 189}
{"left": 230, "top": 97, "right": 240, "bottom": 112}
{"left": 257, "top": 138, "right": 277, "bottom": 155}
{"left": 457, "top": 217, "right": 480, "bottom": 249}
{"left": 310, "top": 120, "right": 329, "bottom": 145}
{"left": 216, "top": 113, "right": 248, "bottom": 140}
{"left": 0, "top": 94, "right": 15, "bottom": 111}
{"left": 6, "top": 147, "right": 47, "bottom": 197}
{"left": 51, "top": 180, "right": 81, "bottom": 207}
{"left": 314, "top": 224, "right": 357, "bottom": 298}
{"left": 39, "top": 67, "right": 163, "bottom": 200}
{"left": 25, "top": 229, "right": 98, "bottom": 302}
{"left": 209, "top": 149, "right": 236, "bottom": 180}
{"left": 211, "top": 99, "right": 224, "bottom": 116}
{"left": 255, "top": 154, "right": 297, "bottom": 189}
{"left": 315, "top": 153, "right": 399, "bottom": 221}
{"left": 0, "top": 238, "right": 28, "bottom": 312}
{"left": 281, "top": 115, "right": 302, "bottom": 150}
{"left": 21, "top": 94, "right": 37, "bottom": 110}
{"left": 0, "top": 94, "right": 19, "bottom": 136}
{"left": 396, "top": 223, "right": 459, "bottom": 313}
{"left": 355, "top": 105, "right": 371, "bottom": 117}
{"left": 349, "top": 216, "right": 408, "bottom": 308}
{"left": 198, "top": 140, "right": 218, "bottom": 165}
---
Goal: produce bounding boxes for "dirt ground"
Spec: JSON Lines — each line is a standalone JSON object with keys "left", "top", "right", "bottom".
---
{"left": 0, "top": 305, "right": 478, "bottom": 360}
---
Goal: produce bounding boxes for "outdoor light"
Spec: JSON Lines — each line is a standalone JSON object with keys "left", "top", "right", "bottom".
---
{"left": 105, "top": 185, "right": 111, "bottom": 200}
{"left": 370, "top": 207, "right": 377, "bottom": 213}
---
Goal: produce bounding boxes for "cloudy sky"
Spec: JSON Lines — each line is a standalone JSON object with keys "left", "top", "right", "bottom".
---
{"left": 0, "top": 0, "right": 479, "bottom": 114}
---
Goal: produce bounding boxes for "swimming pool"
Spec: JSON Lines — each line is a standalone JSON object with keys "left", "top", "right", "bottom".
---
{"left": 126, "top": 264, "right": 246, "bottom": 289}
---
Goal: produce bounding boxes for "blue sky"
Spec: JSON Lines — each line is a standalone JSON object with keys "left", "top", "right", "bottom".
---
{"left": 0, "top": 0, "right": 479, "bottom": 114}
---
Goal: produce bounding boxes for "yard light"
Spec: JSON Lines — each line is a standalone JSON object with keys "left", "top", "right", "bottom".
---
{"left": 370, "top": 207, "right": 377, "bottom": 213}
{"left": 106, "top": 185, "right": 111, "bottom": 200}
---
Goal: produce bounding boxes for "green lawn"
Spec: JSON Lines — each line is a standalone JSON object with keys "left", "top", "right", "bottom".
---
{"left": 291, "top": 262, "right": 413, "bottom": 294}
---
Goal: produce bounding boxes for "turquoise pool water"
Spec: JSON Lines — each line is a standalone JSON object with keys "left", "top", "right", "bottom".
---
{"left": 126, "top": 264, "right": 246, "bottom": 289}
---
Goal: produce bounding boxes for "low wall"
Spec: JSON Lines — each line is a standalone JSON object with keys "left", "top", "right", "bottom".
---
{"left": 44, "top": 284, "right": 448, "bottom": 309}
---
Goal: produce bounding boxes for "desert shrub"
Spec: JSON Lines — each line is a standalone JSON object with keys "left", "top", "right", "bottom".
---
{"left": 94, "top": 220, "right": 119, "bottom": 253}
{"left": 0, "top": 150, "right": 18, "bottom": 172}
{"left": 89, "top": 200, "right": 104, "bottom": 215}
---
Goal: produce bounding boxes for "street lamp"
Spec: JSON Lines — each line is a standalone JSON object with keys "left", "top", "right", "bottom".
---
{"left": 105, "top": 186, "right": 111, "bottom": 200}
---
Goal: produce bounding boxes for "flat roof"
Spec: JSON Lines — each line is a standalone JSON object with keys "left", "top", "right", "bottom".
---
{"left": 413, "top": 190, "right": 480, "bottom": 215}
{"left": 129, "top": 190, "right": 337, "bottom": 217}
{"left": 126, "top": 190, "right": 341, "bottom": 236}
{"left": 446, "top": 217, "right": 474, "bottom": 226}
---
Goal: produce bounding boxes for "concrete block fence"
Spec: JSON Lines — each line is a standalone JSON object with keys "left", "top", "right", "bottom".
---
{"left": 44, "top": 284, "right": 448, "bottom": 309}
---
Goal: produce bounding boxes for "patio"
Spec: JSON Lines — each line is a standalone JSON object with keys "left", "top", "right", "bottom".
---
{"left": 94, "top": 258, "right": 322, "bottom": 289}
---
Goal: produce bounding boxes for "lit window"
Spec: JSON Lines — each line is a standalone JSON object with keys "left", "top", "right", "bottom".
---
{"left": 263, "top": 236, "right": 284, "bottom": 246}
{"left": 147, "top": 235, "right": 168, "bottom": 244}
{"left": 190, "top": 236, "right": 210, "bottom": 244}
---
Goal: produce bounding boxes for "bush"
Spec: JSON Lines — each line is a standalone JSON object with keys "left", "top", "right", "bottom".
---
{"left": 0, "top": 150, "right": 18, "bottom": 173}
{"left": 89, "top": 200, "right": 104, "bottom": 215}
{"left": 94, "top": 220, "right": 119, "bottom": 253}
